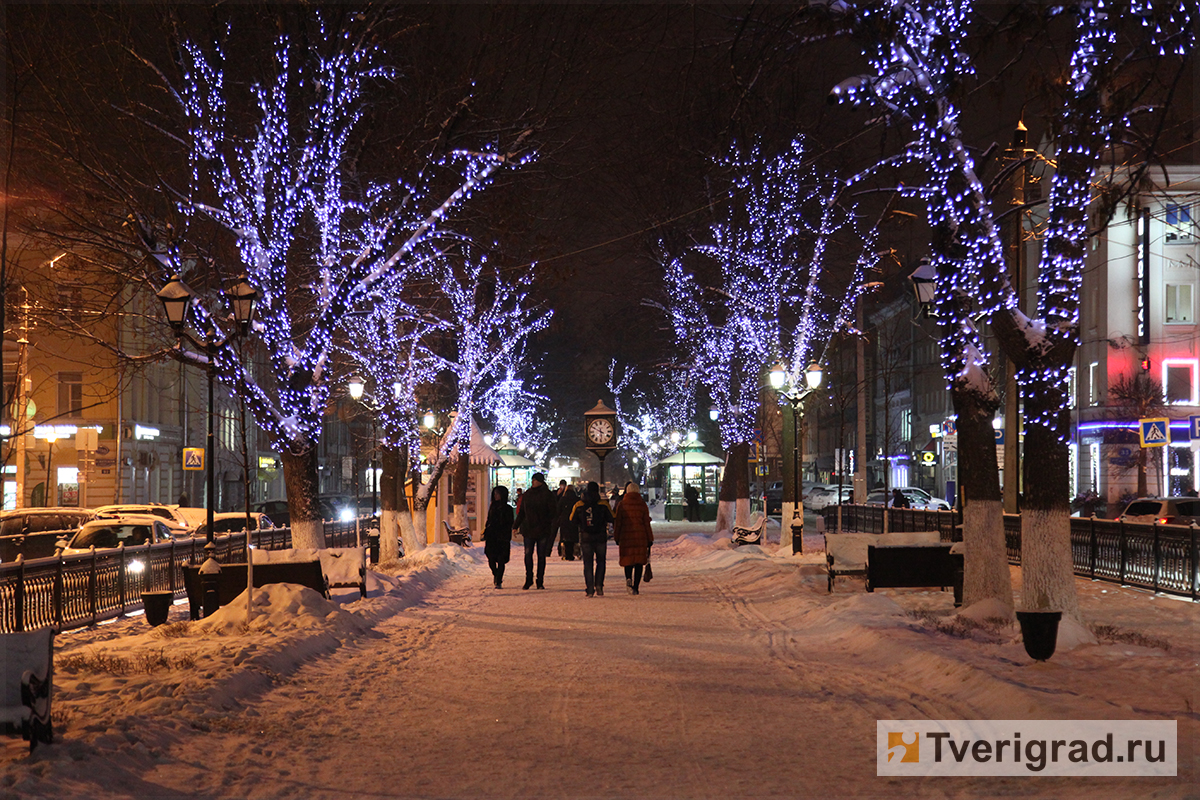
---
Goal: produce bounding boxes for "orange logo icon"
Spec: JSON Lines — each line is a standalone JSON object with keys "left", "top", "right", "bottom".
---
{"left": 887, "top": 732, "right": 919, "bottom": 763}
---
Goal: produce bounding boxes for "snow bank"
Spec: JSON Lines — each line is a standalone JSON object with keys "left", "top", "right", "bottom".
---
{"left": 197, "top": 583, "right": 371, "bottom": 637}
{"left": 957, "top": 597, "right": 1015, "bottom": 623}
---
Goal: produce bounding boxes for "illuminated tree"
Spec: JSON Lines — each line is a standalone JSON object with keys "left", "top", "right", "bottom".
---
{"left": 416, "top": 252, "right": 552, "bottom": 541}
{"left": 607, "top": 361, "right": 696, "bottom": 484}
{"left": 135, "top": 20, "right": 524, "bottom": 548}
{"left": 659, "top": 138, "right": 871, "bottom": 534}
{"left": 827, "top": 0, "right": 1195, "bottom": 619}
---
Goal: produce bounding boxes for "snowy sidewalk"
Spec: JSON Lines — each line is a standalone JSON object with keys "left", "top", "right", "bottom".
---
{"left": 2, "top": 534, "right": 1196, "bottom": 798}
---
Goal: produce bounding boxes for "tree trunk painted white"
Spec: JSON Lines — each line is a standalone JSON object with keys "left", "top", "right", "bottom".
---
{"left": 781, "top": 500, "right": 797, "bottom": 544}
{"left": 379, "top": 509, "right": 401, "bottom": 562}
{"left": 735, "top": 497, "right": 750, "bottom": 529}
{"left": 451, "top": 505, "right": 468, "bottom": 531}
{"left": 397, "top": 508, "right": 420, "bottom": 556}
{"left": 290, "top": 520, "right": 324, "bottom": 551}
{"left": 960, "top": 498, "right": 1013, "bottom": 614}
{"left": 715, "top": 500, "right": 734, "bottom": 534}
{"left": 1021, "top": 508, "right": 1082, "bottom": 623}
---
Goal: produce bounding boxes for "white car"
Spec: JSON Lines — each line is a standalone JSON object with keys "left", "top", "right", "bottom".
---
{"left": 191, "top": 511, "right": 276, "bottom": 541}
{"left": 866, "top": 487, "right": 952, "bottom": 510}
{"left": 59, "top": 515, "right": 176, "bottom": 554}
{"left": 92, "top": 504, "right": 205, "bottom": 538}
{"left": 807, "top": 485, "right": 854, "bottom": 510}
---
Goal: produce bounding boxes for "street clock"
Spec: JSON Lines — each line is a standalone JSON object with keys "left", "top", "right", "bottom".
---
{"left": 583, "top": 399, "right": 619, "bottom": 484}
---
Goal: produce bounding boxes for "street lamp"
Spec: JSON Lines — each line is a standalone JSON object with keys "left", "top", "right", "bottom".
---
{"left": 910, "top": 258, "right": 936, "bottom": 316}
{"left": 157, "top": 273, "right": 257, "bottom": 556}
{"left": 770, "top": 361, "right": 823, "bottom": 554}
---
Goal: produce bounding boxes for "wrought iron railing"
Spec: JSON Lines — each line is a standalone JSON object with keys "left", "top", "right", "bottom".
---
{"left": 822, "top": 505, "right": 1199, "bottom": 601}
{"left": 0, "top": 519, "right": 365, "bottom": 633}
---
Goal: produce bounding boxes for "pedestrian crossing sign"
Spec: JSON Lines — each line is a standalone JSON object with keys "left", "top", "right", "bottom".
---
{"left": 183, "top": 447, "right": 205, "bottom": 470}
{"left": 1139, "top": 418, "right": 1170, "bottom": 448}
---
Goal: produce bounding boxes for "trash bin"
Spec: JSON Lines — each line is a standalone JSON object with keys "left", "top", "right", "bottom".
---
{"left": 141, "top": 591, "right": 174, "bottom": 627}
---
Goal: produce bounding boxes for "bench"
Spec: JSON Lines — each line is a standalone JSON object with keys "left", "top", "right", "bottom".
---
{"left": 866, "top": 543, "right": 963, "bottom": 607}
{"left": 0, "top": 628, "right": 53, "bottom": 752}
{"left": 183, "top": 560, "right": 329, "bottom": 620}
{"left": 824, "top": 531, "right": 942, "bottom": 593}
{"left": 442, "top": 520, "right": 472, "bottom": 547}
{"left": 732, "top": 515, "right": 766, "bottom": 547}
{"left": 253, "top": 547, "right": 367, "bottom": 598}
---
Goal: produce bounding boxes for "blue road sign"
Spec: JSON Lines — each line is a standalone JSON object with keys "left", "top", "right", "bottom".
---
{"left": 1139, "top": 418, "right": 1169, "bottom": 448}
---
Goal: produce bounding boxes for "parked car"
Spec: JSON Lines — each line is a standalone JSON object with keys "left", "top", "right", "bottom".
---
{"left": 191, "top": 511, "right": 276, "bottom": 541}
{"left": 807, "top": 485, "right": 854, "bottom": 510}
{"left": 1118, "top": 497, "right": 1200, "bottom": 525}
{"left": 764, "top": 482, "right": 784, "bottom": 515}
{"left": 866, "top": 487, "right": 952, "bottom": 510}
{"left": 253, "top": 495, "right": 356, "bottom": 527}
{"left": 0, "top": 508, "right": 96, "bottom": 562}
{"left": 92, "top": 504, "right": 205, "bottom": 537}
{"left": 59, "top": 515, "right": 176, "bottom": 554}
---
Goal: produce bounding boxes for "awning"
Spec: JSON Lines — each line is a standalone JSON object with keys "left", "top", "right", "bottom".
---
{"left": 466, "top": 417, "right": 503, "bottom": 466}
{"left": 497, "top": 451, "right": 537, "bottom": 468}
{"left": 651, "top": 450, "right": 724, "bottom": 468}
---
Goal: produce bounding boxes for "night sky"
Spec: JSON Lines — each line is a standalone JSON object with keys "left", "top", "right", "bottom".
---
{"left": 7, "top": 3, "right": 1189, "bottom": 465}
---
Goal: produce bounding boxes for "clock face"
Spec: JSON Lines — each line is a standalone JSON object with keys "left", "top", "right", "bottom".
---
{"left": 587, "top": 418, "right": 614, "bottom": 446}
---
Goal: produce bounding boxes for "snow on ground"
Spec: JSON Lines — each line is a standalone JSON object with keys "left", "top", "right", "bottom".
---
{"left": 2, "top": 526, "right": 1196, "bottom": 799}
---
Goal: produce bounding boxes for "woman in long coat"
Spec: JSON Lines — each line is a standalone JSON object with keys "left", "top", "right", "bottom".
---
{"left": 555, "top": 484, "right": 581, "bottom": 560}
{"left": 482, "top": 485, "right": 514, "bottom": 588}
{"left": 613, "top": 482, "right": 654, "bottom": 594}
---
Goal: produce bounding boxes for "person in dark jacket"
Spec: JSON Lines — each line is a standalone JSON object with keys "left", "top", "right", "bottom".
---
{"left": 571, "top": 481, "right": 613, "bottom": 597}
{"left": 555, "top": 482, "right": 581, "bottom": 560}
{"left": 481, "top": 485, "right": 514, "bottom": 588}
{"left": 891, "top": 488, "right": 910, "bottom": 509}
{"left": 614, "top": 482, "right": 654, "bottom": 595}
{"left": 513, "top": 472, "right": 557, "bottom": 589}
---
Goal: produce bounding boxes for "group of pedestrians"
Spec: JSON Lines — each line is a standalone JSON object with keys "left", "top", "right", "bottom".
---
{"left": 481, "top": 472, "right": 654, "bottom": 596}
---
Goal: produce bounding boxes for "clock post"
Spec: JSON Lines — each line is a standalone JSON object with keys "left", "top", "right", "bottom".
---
{"left": 583, "top": 400, "right": 619, "bottom": 488}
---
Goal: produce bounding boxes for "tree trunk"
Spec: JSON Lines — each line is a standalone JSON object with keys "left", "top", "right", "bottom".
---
{"left": 1020, "top": 380, "right": 1082, "bottom": 623}
{"left": 716, "top": 441, "right": 750, "bottom": 533}
{"left": 378, "top": 444, "right": 402, "bottom": 562}
{"left": 414, "top": 453, "right": 450, "bottom": 544}
{"left": 1137, "top": 447, "right": 1148, "bottom": 497}
{"left": 451, "top": 449, "right": 469, "bottom": 530}
{"left": 281, "top": 446, "right": 324, "bottom": 549}
{"left": 952, "top": 386, "right": 1013, "bottom": 614}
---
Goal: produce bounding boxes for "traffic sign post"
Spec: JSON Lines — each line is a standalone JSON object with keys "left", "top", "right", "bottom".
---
{"left": 1139, "top": 418, "right": 1170, "bottom": 448}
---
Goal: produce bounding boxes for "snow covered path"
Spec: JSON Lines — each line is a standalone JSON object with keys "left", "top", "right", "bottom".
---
{"left": 4, "top": 534, "right": 1197, "bottom": 798}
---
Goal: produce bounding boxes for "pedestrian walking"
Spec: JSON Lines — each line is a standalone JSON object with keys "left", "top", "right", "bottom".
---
{"left": 481, "top": 485, "right": 514, "bottom": 589}
{"left": 555, "top": 481, "right": 581, "bottom": 560}
{"left": 609, "top": 484, "right": 622, "bottom": 509}
{"left": 513, "top": 472, "right": 557, "bottom": 589}
{"left": 570, "top": 481, "right": 613, "bottom": 597}
{"left": 891, "top": 488, "right": 910, "bottom": 509}
{"left": 613, "top": 481, "right": 654, "bottom": 595}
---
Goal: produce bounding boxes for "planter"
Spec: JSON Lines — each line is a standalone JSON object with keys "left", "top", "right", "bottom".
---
{"left": 1016, "top": 610, "right": 1062, "bottom": 662}
{"left": 141, "top": 591, "right": 175, "bottom": 627}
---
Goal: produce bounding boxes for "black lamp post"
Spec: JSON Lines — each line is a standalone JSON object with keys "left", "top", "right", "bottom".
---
{"left": 769, "top": 362, "right": 823, "bottom": 554}
{"left": 156, "top": 274, "right": 258, "bottom": 557}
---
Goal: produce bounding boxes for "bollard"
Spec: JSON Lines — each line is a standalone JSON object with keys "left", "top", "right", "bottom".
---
{"left": 200, "top": 556, "right": 222, "bottom": 618}
{"left": 368, "top": 530, "right": 380, "bottom": 565}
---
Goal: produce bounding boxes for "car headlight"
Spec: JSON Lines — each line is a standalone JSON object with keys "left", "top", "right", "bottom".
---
{"left": 128, "top": 559, "right": 146, "bottom": 575}
{"left": 339, "top": 507, "right": 355, "bottom": 523}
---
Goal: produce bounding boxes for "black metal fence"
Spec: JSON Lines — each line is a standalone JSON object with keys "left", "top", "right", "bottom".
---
{"left": 0, "top": 520, "right": 364, "bottom": 633}
{"left": 822, "top": 505, "right": 1199, "bottom": 602}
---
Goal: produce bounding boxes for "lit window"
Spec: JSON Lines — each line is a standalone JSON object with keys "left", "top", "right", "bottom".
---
{"left": 58, "top": 372, "right": 83, "bottom": 416}
{"left": 1162, "top": 359, "right": 1199, "bottom": 405}
{"left": 1165, "top": 203, "right": 1193, "bottom": 244}
{"left": 1088, "top": 362, "right": 1099, "bottom": 406}
{"left": 1165, "top": 284, "right": 1194, "bottom": 324}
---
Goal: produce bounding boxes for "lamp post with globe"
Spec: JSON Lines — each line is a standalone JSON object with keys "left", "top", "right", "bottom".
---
{"left": 769, "top": 362, "right": 823, "bottom": 554}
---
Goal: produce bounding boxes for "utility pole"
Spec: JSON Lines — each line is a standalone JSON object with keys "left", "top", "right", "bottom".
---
{"left": 854, "top": 300, "right": 868, "bottom": 506}
{"left": 13, "top": 291, "right": 30, "bottom": 509}
{"left": 1003, "top": 123, "right": 1029, "bottom": 514}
